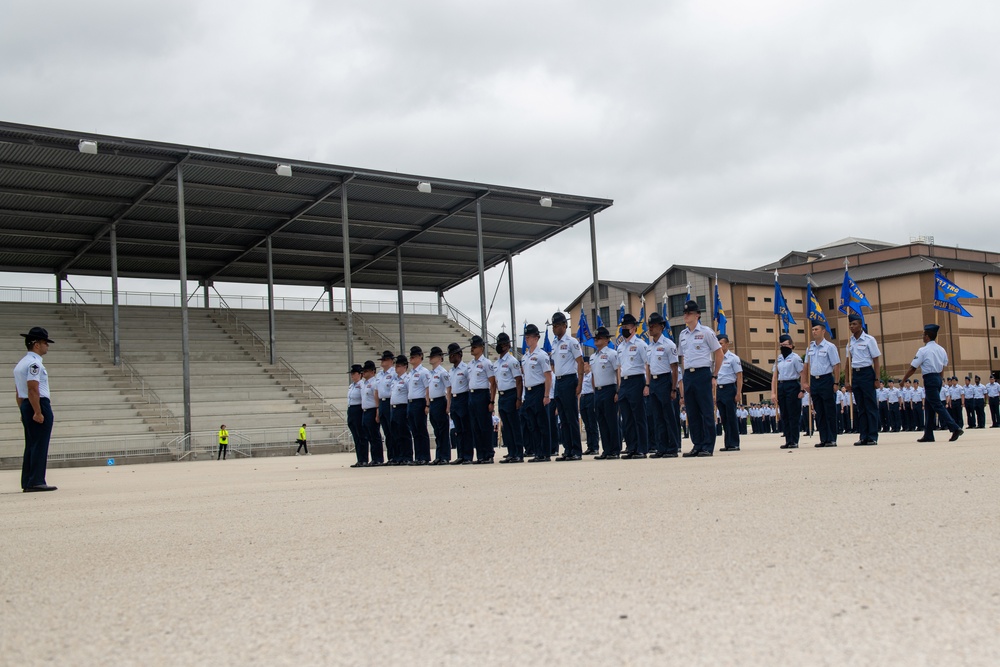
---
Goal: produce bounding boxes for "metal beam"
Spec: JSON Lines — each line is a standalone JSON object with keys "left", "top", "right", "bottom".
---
{"left": 507, "top": 252, "right": 517, "bottom": 353}
{"left": 397, "top": 246, "right": 405, "bottom": 351}
{"left": 177, "top": 164, "right": 192, "bottom": 442}
{"left": 266, "top": 235, "right": 276, "bottom": 365}
{"left": 342, "top": 182, "right": 354, "bottom": 367}
{"left": 58, "top": 156, "right": 189, "bottom": 274}
{"left": 590, "top": 212, "right": 600, "bottom": 335}
{"left": 204, "top": 177, "right": 351, "bottom": 281}
{"left": 477, "top": 200, "right": 487, "bottom": 340}
{"left": 110, "top": 224, "right": 120, "bottom": 365}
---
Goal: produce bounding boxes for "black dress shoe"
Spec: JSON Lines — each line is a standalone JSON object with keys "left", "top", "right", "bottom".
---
{"left": 682, "top": 450, "right": 700, "bottom": 457}
{"left": 23, "top": 484, "right": 57, "bottom": 492}
{"left": 555, "top": 455, "right": 569, "bottom": 461}
{"left": 696, "top": 451, "right": 713, "bottom": 457}
{"left": 649, "top": 452, "right": 664, "bottom": 458}
{"left": 621, "top": 452, "right": 635, "bottom": 459}
{"left": 949, "top": 429, "right": 963, "bottom": 442}
{"left": 595, "top": 453, "right": 619, "bottom": 460}
{"left": 449, "top": 458, "right": 467, "bottom": 465}
{"left": 720, "top": 447, "right": 740, "bottom": 452}
{"left": 779, "top": 444, "right": 798, "bottom": 449}
{"left": 369, "top": 461, "right": 383, "bottom": 467}
{"left": 582, "top": 449, "right": 599, "bottom": 455}
{"left": 853, "top": 440, "right": 866, "bottom": 446}
{"left": 528, "top": 456, "right": 550, "bottom": 462}
{"left": 629, "top": 453, "right": 646, "bottom": 459}
{"left": 916, "top": 437, "right": 934, "bottom": 443}
{"left": 350, "top": 462, "right": 368, "bottom": 468}
{"left": 473, "top": 458, "right": 494, "bottom": 464}
{"left": 565, "top": 454, "right": 582, "bottom": 461}
{"left": 661, "top": 452, "right": 679, "bottom": 458}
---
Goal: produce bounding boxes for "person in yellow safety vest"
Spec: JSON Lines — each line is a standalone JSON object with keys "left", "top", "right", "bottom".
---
{"left": 217, "top": 425, "right": 229, "bottom": 460}
{"left": 296, "top": 423, "right": 309, "bottom": 455}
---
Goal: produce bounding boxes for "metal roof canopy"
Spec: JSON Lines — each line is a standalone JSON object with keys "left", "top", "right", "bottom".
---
{"left": 0, "top": 122, "right": 613, "bottom": 293}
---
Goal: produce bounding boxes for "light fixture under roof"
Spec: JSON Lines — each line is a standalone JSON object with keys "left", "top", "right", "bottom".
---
{"left": 539, "top": 197, "right": 552, "bottom": 207}
{"left": 275, "top": 164, "right": 293, "bottom": 177}
{"left": 78, "top": 140, "right": 98, "bottom": 155}
{"left": 417, "top": 181, "right": 432, "bottom": 193}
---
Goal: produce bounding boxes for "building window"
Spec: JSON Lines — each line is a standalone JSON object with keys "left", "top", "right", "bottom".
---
{"left": 668, "top": 270, "right": 687, "bottom": 288}
{"left": 992, "top": 316, "right": 996, "bottom": 329}
{"left": 794, "top": 299, "right": 802, "bottom": 304}
{"left": 828, "top": 298, "right": 835, "bottom": 310}
{"left": 599, "top": 284, "right": 609, "bottom": 299}
{"left": 599, "top": 306, "right": 610, "bottom": 325}
{"left": 751, "top": 359, "right": 760, "bottom": 364}
{"left": 764, "top": 297, "right": 772, "bottom": 303}
{"left": 830, "top": 328, "right": 837, "bottom": 339}
{"left": 671, "top": 325, "right": 684, "bottom": 341}
{"left": 994, "top": 345, "right": 997, "bottom": 358}
{"left": 797, "top": 329, "right": 804, "bottom": 334}
{"left": 990, "top": 286, "right": 994, "bottom": 298}
{"left": 748, "top": 296, "right": 756, "bottom": 302}
{"left": 768, "top": 358, "right": 775, "bottom": 365}
{"left": 749, "top": 327, "right": 758, "bottom": 333}
{"left": 669, "top": 294, "right": 686, "bottom": 319}
{"left": 696, "top": 295, "right": 707, "bottom": 311}
{"left": 766, "top": 328, "right": 774, "bottom": 334}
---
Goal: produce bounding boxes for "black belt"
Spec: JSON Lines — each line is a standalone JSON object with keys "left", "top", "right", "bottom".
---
{"left": 717, "top": 383, "right": 732, "bottom": 388}
{"left": 526, "top": 384, "right": 544, "bottom": 391}
{"left": 778, "top": 380, "right": 799, "bottom": 385}
{"left": 651, "top": 374, "right": 670, "bottom": 380}
{"left": 685, "top": 367, "right": 708, "bottom": 373}
{"left": 391, "top": 403, "right": 406, "bottom": 408}
{"left": 498, "top": 389, "right": 516, "bottom": 395}
{"left": 621, "top": 374, "right": 643, "bottom": 380}
{"left": 811, "top": 373, "right": 832, "bottom": 379}
{"left": 853, "top": 365, "right": 873, "bottom": 370}
{"left": 430, "top": 396, "right": 446, "bottom": 401}
{"left": 380, "top": 398, "right": 390, "bottom": 402}
{"left": 556, "top": 373, "right": 576, "bottom": 379}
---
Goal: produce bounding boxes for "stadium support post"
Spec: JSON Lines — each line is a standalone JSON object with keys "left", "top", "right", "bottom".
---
{"left": 110, "top": 223, "right": 120, "bottom": 366}
{"left": 177, "top": 163, "right": 192, "bottom": 443}
{"left": 476, "top": 200, "right": 487, "bottom": 340}
{"left": 266, "top": 235, "right": 276, "bottom": 365}
{"left": 507, "top": 252, "right": 517, "bottom": 353}
{"left": 397, "top": 245, "right": 405, "bottom": 351}
{"left": 590, "top": 212, "right": 600, "bottom": 334}
{"left": 55, "top": 274, "right": 62, "bottom": 304}
{"left": 341, "top": 182, "right": 354, "bottom": 367}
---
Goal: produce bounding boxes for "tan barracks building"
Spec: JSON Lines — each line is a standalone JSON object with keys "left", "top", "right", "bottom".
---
{"left": 567, "top": 238, "right": 1000, "bottom": 399}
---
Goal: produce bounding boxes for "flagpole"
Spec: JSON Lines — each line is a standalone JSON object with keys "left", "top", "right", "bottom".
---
{"left": 843, "top": 258, "right": 854, "bottom": 429}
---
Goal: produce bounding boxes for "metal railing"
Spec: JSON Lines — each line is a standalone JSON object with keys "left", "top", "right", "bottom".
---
{"left": 273, "top": 357, "right": 346, "bottom": 423}
{"left": 442, "top": 297, "right": 497, "bottom": 346}
{"left": 351, "top": 312, "right": 396, "bottom": 350}
{"left": 213, "top": 306, "right": 269, "bottom": 356}
{"left": 66, "top": 299, "right": 177, "bottom": 425}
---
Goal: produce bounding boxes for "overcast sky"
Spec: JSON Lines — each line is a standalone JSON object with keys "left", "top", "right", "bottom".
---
{"left": 3, "top": 0, "right": 999, "bottom": 337}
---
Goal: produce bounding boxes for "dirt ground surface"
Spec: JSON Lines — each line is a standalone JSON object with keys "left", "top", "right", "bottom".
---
{"left": 2, "top": 428, "right": 998, "bottom": 666}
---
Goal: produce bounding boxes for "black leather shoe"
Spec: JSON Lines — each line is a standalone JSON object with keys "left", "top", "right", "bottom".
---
{"left": 565, "top": 454, "right": 582, "bottom": 461}
{"left": 682, "top": 450, "right": 700, "bottom": 457}
{"left": 720, "top": 447, "right": 740, "bottom": 452}
{"left": 779, "top": 444, "right": 798, "bottom": 449}
{"left": 595, "top": 453, "right": 619, "bottom": 460}
{"left": 449, "top": 458, "right": 467, "bottom": 465}
{"left": 582, "top": 449, "right": 599, "bottom": 455}
{"left": 350, "top": 462, "right": 368, "bottom": 468}
{"left": 649, "top": 452, "right": 664, "bottom": 458}
{"left": 916, "top": 437, "right": 934, "bottom": 443}
{"left": 528, "top": 456, "right": 550, "bottom": 462}
{"left": 369, "top": 461, "right": 383, "bottom": 467}
{"left": 853, "top": 440, "right": 866, "bottom": 446}
{"left": 620, "top": 452, "right": 635, "bottom": 459}
{"left": 473, "top": 458, "right": 494, "bottom": 464}
{"left": 949, "top": 429, "right": 963, "bottom": 442}
{"left": 629, "top": 453, "right": 646, "bottom": 459}
{"left": 661, "top": 452, "right": 679, "bottom": 458}
{"left": 696, "top": 451, "right": 713, "bottom": 457}
{"left": 23, "top": 484, "right": 57, "bottom": 492}
{"left": 855, "top": 440, "right": 877, "bottom": 446}
{"left": 499, "top": 457, "right": 517, "bottom": 464}
{"left": 555, "top": 455, "right": 569, "bottom": 461}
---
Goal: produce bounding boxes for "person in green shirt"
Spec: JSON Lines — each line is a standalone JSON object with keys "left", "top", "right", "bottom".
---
{"left": 296, "top": 423, "right": 308, "bottom": 455}
{"left": 217, "top": 425, "right": 229, "bottom": 460}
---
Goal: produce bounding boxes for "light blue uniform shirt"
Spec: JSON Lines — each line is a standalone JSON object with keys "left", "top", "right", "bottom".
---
{"left": 910, "top": 340, "right": 948, "bottom": 375}
{"left": 551, "top": 333, "right": 583, "bottom": 377}
{"left": 375, "top": 367, "right": 396, "bottom": 401}
{"left": 520, "top": 347, "right": 551, "bottom": 388}
{"left": 407, "top": 365, "right": 432, "bottom": 400}
{"left": 886, "top": 387, "right": 901, "bottom": 403}
{"left": 679, "top": 323, "right": 721, "bottom": 370}
{"left": 493, "top": 352, "right": 521, "bottom": 391}
{"left": 847, "top": 332, "right": 880, "bottom": 368}
{"left": 805, "top": 339, "right": 840, "bottom": 376}
{"left": 716, "top": 350, "right": 743, "bottom": 385}
{"left": 428, "top": 365, "right": 451, "bottom": 399}
{"left": 647, "top": 335, "right": 678, "bottom": 377}
{"left": 973, "top": 383, "right": 986, "bottom": 399}
{"left": 617, "top": 335, "right": 648, "bottom": 378}
{"left": 590, "top": 346, "right": 619, "bottom": 389}
{"left": 468, "top": 355, "right": 494, "bottom": 390}
{"left": 449, "top": 361, "right": 470, "bottom": 395}
{"left": 773, "top": 353, "right": 803, "bottom": 381}
{"left": 361, "top": 377, "right": 378, "bottom": 409}
{"left": 987, "top": 381, "right": 1000, "bottom": 398}
{"left": 14, "top": 351, "right": 50, "bottom": 399}
{"left": 347, "top": 381, "right": 363, "bottom": 406}
{"left": 390, "top": 371, "right": 410, "bottom": 405}
{"left": 581, "top": 372, "right": 594, "bottom": 395}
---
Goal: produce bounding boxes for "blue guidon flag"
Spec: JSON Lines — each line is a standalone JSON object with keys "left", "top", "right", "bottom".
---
{"left": 933, "top": 270, "right": 977, "bottom": 317}
{"left": 773, "top": 270, "right": 796, "bottom": 334}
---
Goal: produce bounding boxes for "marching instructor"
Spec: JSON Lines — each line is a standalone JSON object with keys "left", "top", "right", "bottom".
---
{"left": 14, "top": 326, "right": 57, "bottom": 492}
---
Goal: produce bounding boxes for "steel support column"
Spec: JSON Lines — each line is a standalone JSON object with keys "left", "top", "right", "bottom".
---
{"left": 437, "top": 291, "right": 444, "bottom": 317}
{"left": 202, "top": 281, "right": 211, "bottom": 308}
{"left": 476, "top": 200, "right": 487, "bottom": 339}
{"left": 55, "top": 274, "right": 62, "bottom": 304}
{"left": 341, "top": 183, "right": 354, "bottom": 366}
{"left": 589, "top": 212, "right": 600, "bottom": 331}
{"left": 177, "top": 164, "right": 192, "bottom": 443}
{"left": 110, "top": 223, "right": 121, "bottom": 366}
{"left": 326, "top": 283, "right": 334, "bottom": 313}
{"left": 266, "top": 235, "right": 276, "bottom": 366}
{"left": 507, "top": 252, "right": 517, "bottom": 353}
{"left": 397, "top": 245, "right": 406, "bottom": 352}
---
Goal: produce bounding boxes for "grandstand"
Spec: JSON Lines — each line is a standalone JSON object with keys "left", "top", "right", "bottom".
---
{"left": 0, "top": 296, "right": 481, "bottom": 465}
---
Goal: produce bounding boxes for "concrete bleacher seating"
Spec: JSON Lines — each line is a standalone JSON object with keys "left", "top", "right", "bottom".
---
{"left": 353, "top": 313, "right": 477, "bottom": 357}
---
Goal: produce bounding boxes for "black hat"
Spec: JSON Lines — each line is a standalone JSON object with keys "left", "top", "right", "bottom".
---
{"left": 551, "top": 311, "right": 568, "bottom": 325}
{"left": 621, "top": 313, "right": 637, "bottom": 326}
{"left": 496, "top": 332, "right": 511, "bottom": 345}
{"left": 429, "top": 346, "right": 444, "bottom": 358}
{"left": 848, "top": 313, "right": 862, "bottom": 323}
{"left": 779, "top": 334, "right": 793, "bottom": 344}
{"left": 394, "top": 355, "right": 408, "bottom": 366}
{"left": 20, "top": 326, "right": 54, "bottom": 344}
{"left": 582, "top": 355, "right": 591, "bottom": 363}
{"left": 409, "top": 346, "right": 423, "bottom": 357}
{"left": 683, "top": 300, "right": 700, "bottom": 314}
{"left": 648, "top": 312, "right": 665, "bottom": 327}
{"left": 923, "top": 324, "right": 940, "bottom": 335}
{"left": 718, "top": 334, "right": 730, "bottom": 342}
{"left": 362, "top": 360, "right": 376, "bottom": 371}
{"left": 349, "top": 364, "right": 363, "bottom": 374}
{"left": 975, "top": 375, "right": 981, "bottom": 382}
{"left": 380, "top": 350, "right": 395, "bottom": 361}
{"left": 594, "top": 326, "right": 611, "bottom": 340}
{"left": 470, "top": 335, "right": 485, "bottom": 348}
{"left": 447, "top": 342, "right": 463, "bottom": 355}
{"left": 524, "top": 324, "right": 540, "bottom": 337}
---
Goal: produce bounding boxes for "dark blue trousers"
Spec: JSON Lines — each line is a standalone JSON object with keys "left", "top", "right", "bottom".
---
{"left": 778, "top": 380, "right": 801, "bottom": 446}
{"left": 922, "top": 373, "right": 959, "bottom": 440}
{"left": 378, "top": 399, "right": 393, "bottom": 461}
{"left": 554, "top": 375, "right": 582, "bottom": 457}
{"left": 468, "top": 389, "right": 493, "bottom": 461}
{"left": 810, "top": 373, "right": 836, "bottom": 444}
{"left": 649, "top": 375, "right": 679, "bottom": 454}
{"left": 521, "top": 384, "right": 548, "bottom": 458}
{"left": 429, "top": 396, "right": 451, "bottom": 461}
{"left": 594, "top": 386, "right": 621, "bottom": 455}
{"left": 915, "top": 401, "right": 925, "bottom": 431}
{"left": 889, "top": 403, "right": 902, "bottom": 432}
{"left": 683, "top": 367, "right": 715, "bottom": 453}
{"left": 391, "top": 403, "right": 412, "bottom": 462}
{"left": 974, "top": 398, "right": 986, "bottom": 428}
{"left": 407, "top": 398, "right": 431, "bottom": 462}
{"left": 879, "top": 402, "right": 889, "bottom": 432}
{"left": 715, "top": 382, "right": 740, "bottom": 449}
{"left": 853, "top": 366, "right": 879, "bottom": 442}
{"left": 497, "top": 390, "right": 523, "bottom": 459}
{"left": 363, "top": 408, "right": 384, "bottom": 463}
{"left": 347, "top": 404, "right": 367, "bottom": 463}
{"left": 618, "top": 376, "right": 648, "bottom": 455}
{"left": 990, "top": 396, "right": 1000, "bottom": 427}
{"left": 547, "top": 400, "right": 560, "bottom": 455}
{"left": 580, "top": 392, "right": 598, "bottom": 452}
{"left": 450, "top": 392, "right": 472, "bottom": 461}
{"left": 20, "top": 398, "right": 53, "bottom": 489}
